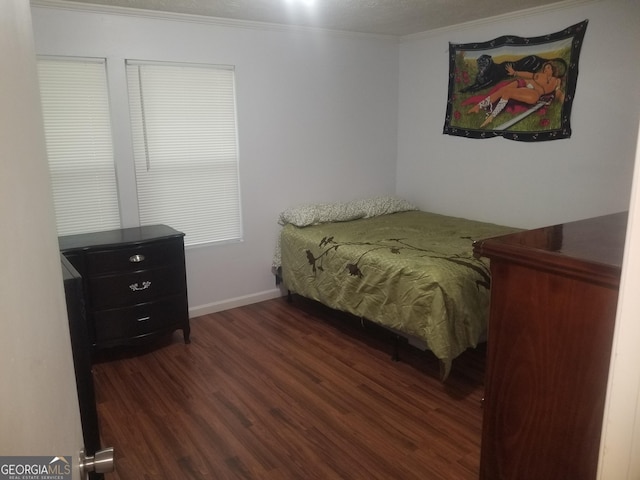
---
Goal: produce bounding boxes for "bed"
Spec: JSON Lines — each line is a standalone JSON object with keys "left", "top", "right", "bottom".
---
{"left": 273, "top": 197, "right": 520, "bottom": 377}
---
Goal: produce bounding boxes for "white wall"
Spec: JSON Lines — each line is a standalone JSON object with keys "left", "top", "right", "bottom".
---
{"left": 398, "top": 0, "right": 640, "bottom": 229}
{"left": 1, "top": 0, "right": 84, "bottom": 471}
{"left": 31, "top": 4, "right": 399, "bottom": 314}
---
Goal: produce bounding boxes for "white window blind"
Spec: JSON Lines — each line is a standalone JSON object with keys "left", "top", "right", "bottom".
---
{"left": 37, "top": 57, "right": 120, "bottom": 236}
{"left": 126, "top": 61, "right": 242, "bottom": 246}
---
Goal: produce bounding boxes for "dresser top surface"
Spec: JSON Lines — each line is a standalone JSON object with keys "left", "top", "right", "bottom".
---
{"left": 474, "top": 212, "right": 628, "bottom": 270}
{"left": 59, "top": 224, "right": 184, "bottom": 252}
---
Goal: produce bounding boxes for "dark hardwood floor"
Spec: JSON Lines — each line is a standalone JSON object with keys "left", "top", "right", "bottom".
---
{"left": 93, "top": 296, "right": 485, "bottom": 480}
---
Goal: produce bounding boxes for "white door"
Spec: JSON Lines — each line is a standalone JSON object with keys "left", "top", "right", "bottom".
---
{"left": 0, "top": 1, "right": 85, "bottom": 478}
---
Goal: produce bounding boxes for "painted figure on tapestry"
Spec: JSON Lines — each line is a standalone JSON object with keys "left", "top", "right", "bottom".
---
{"left": 443, "top": 20, "right": 587, "bottom": 142}
{"left": 467, "top": 59, "right": 566, "bottom": 128}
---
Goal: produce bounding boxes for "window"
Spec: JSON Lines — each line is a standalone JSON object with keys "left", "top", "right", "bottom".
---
{"left": 37, "top": 57, "right": 120, "bottom": 236}
{"left": 37, "top": 57, "right": 242, "bottom": 247}
{"left": 126, "top": 61, "right": 242, "bottom": 246}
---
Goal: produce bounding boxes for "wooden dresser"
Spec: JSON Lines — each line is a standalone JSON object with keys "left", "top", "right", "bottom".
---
{"left": 59, "top": 224, "right": 191, "bottom": 352}
{"left": 473, "top": 212, "right": 627, "bottom": 480}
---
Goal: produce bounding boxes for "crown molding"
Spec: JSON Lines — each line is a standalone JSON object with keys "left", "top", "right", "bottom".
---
{"left": 400, "top": 0, "right": 599, "bottom": 43}
{"left": 30, "top": 0, "right": 600, "bottom": 43}
{"left": 30, "top": 0, "right": 399, "bottom": 42}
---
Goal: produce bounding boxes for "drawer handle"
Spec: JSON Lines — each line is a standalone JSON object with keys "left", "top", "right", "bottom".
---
{"left": 129, "top": 281, "right": 151, "bottom": 292}
{"left": 137, "top": 316, "right": 150, "bottom": 322}
{"left": 129, "top": 254, "right": 145, "bottom": 263}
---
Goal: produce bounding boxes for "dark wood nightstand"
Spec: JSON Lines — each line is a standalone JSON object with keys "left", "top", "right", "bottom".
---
{"left": 59, "top": 224, "right": 191, "bottom": 352}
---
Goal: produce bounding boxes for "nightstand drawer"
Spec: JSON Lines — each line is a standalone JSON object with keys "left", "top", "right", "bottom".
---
{"left": 86, "top": 240, "right": 184, "bottom": 275}
{"left": 89, "top": 264, "right": 186, "bottom": 309}
{"left": 93, "top": 295, "right": 188, "bottom": 346}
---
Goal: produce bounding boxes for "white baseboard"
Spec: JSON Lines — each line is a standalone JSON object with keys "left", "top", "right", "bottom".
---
{"left": 188, "top": 288, "right": 285, "bottom": 318}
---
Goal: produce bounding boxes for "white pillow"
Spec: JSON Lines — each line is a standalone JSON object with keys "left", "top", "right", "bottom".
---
{"left": 278, "top": 204, "right": 318, "bottom": 227}
{"left": 315, "top": 202, "right": 366, "bottom": 224}
{"left": 278, "top": 196, "right": 416, "bottom": 227}
{"left": 278, "top": 202, "right": 365, "bottom": 227}
{"left": 353, "top": 196, "right": 417, "bottom": 218}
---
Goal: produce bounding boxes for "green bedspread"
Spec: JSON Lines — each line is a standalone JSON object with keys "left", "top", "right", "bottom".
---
{"left": 280, "top": 210, "right": 519, "bottom": 375}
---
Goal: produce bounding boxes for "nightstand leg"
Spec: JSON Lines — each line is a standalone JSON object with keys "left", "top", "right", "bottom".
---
{"left": 183, "top": 322, "right": 191, "bottom": 344}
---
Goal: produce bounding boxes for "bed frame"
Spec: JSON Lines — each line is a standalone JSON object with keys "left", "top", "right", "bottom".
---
{"left": 273, "top": 198, "right": 519, "bottom": 378}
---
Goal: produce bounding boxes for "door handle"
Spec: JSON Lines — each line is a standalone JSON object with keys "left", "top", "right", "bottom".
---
{"left": 79, "top": 447, "right": 115, "bottom": 479}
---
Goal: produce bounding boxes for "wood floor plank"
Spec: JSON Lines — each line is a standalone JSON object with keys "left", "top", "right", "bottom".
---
{"left": 93, "top": 296, "right": 485, "bottom": 479}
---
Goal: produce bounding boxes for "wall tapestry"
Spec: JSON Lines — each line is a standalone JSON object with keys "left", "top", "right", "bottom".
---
{"left": 443, "top": 20, "right": 588, "bottom": 142}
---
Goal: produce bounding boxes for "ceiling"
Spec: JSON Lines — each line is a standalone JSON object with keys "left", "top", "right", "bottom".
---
{"left": 51, "top": 0, "right": 566, "bottom": 36}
